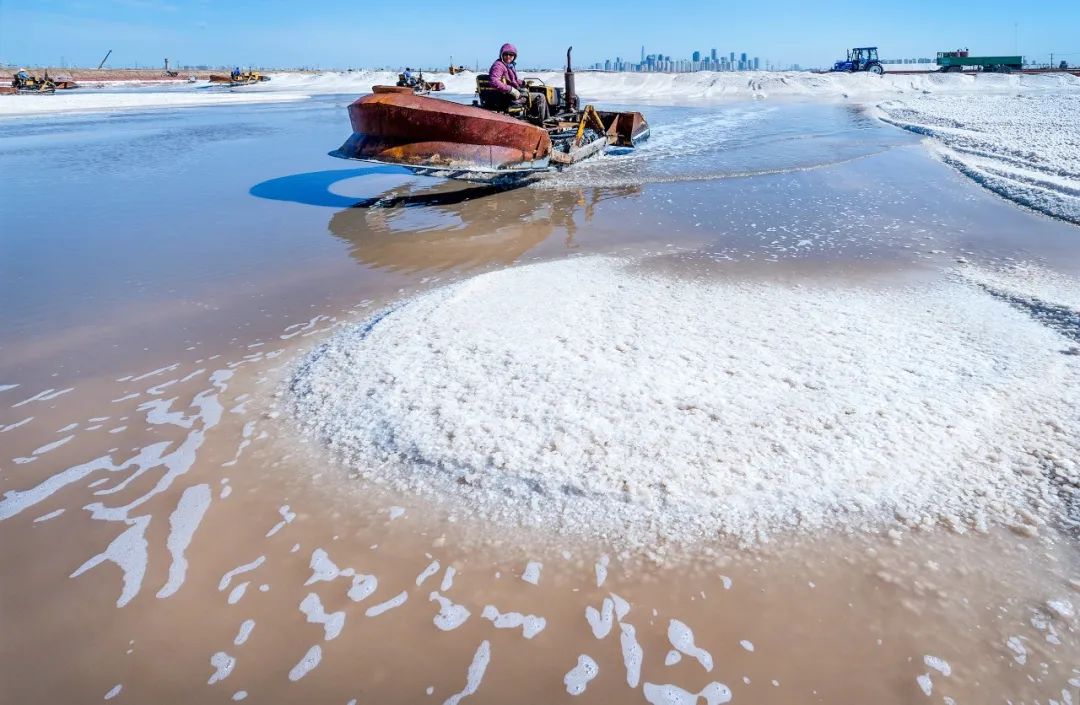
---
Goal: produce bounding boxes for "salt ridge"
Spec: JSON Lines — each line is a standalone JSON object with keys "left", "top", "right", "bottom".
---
{"left": 261, "top": 69, "right": 1080, "bottom": 102}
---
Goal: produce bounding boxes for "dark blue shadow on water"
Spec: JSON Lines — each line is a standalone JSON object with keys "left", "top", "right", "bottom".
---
{"left": 249, "top": 167, "right": 407, "bottom": 208}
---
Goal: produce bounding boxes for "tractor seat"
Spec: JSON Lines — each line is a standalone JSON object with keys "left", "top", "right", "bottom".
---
{"left": 475, "top": 74, "right": 524, "bottom": 116}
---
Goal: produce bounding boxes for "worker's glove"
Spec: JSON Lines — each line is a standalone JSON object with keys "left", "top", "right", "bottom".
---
{"left": 509, "top": 88, "right": 522, "bottom": 100}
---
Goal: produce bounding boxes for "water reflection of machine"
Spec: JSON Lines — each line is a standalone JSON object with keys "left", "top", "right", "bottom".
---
{"left": 327, "top": 182, "right": 640, "bottom": 274}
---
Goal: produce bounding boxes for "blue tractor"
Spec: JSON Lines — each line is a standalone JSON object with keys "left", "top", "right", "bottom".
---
{"left": 831, "top": 47, "right": 884, "bottom": 75}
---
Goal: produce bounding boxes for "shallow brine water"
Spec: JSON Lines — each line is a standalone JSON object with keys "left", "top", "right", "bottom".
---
{"left": 1, "top": 95, "right": 1078, "bottom": 704}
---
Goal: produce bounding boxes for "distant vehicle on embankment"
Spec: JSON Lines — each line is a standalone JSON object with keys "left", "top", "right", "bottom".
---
{"left": 935, "top": 50, "right": 1022, "bottom": 73}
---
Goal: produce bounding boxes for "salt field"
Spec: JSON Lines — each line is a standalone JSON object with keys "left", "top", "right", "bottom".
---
{"left": 2, "top": 72, "right": 1080, "bottom": 704}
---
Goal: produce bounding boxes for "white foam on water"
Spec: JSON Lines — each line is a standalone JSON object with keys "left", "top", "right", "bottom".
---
{"left": 289, "top": 257, "right": 1080, "bottom": 547}
{"left": 480, "top": 605, "right": 546, "bottom": 639}
{"left": 564, "top": 655, "right": 599, "bottom": 696}
{"left": 33, "top": 435, "right": 74, "bottom": 455}
{"left": 288, "top": 645, "right": 322, "bottom": 682}
{"left": 365, "top": 591, "right": 408, "bottom": 617}
{"left": 1, "top": 417, "right": 33, "bottom": 432}
{"left": 443, "top": 640, "right": 490, "bottom": 705}
{"left": 234, "top": 619, "right": 255, "bottom": 646}
{"left": 156, "top": 483, "right": 212, "bottom": 599}
{"left": 611, "top": 593, "right": 630, "bottom": 621}
{"left": 585, "top": 598, "right": 615, "bottom": 639}
{"left": 265, "top": 505, "right": 296, "bottom": 537}
{"left": 595, "top": 555, "right": 609, "bottom": 587}
{"left": 104, "top": 684, "right": 122, "bottom": 700}
{"left": 0, "top": 384, "right": 19, "bottom": 392}
{"left": 1046, "top": 599, "right": 1075, "bottom": 621}
{"left": 207, "top": 651, "right": 236, "bottom": 685}
{"left": 63, "top": 370, "right": 231, "bottom": 607}
{"left": 219, "top": 556, "right": 265, "bottom": 591}
{"left": 430, "top": 591, "right": 471, "bottom": 631}
{"left": 521, "top": 561, "right": 542, "bottom": 586}
{"left": 232, "top": 692, "right": 247, "bottom": 701}
{"left": 440, "top": 566, "right": 456, "bottom": 592}
{"left": 923, "top": 654, "right": 951, "bottom": 676}
{"left": 1006, "top": 636, "right": 1028, "bottom": 665}
{"left": 347, "top": 574, "right": 378, "bottom": 602}
{"left": 306, "top": 548, "right": 348, "bottom": 585}
{"left": 416, "top": 560, "right": 441, "bottom": 586}
{"left": 299, "top": 593, "right": 346, "bottom": 640}
{"left": 667, "top": 619, "right": 713, "bottom": 672}
{"left": 227, "top": 582, "right": 249, "bottom": 605}
{"left": 740, "top": 640, "right": 754, "bottom": 652}
{"left": 643, "top": 681, "right": 733, "bottom": 705}
{"left": 916, "top": 673, "right": 933, "bottom": 696}
{"left": 69, "top": 516, "right": 150, "bottom": 608}
{"left": 33, "top": 508, "right": 65, "bottom": 523}
{"left": 388, "top": 506, "right": 406, "bottom": 520}
{"left": 13, "top": 387, "right": 73, "bottom": 408}
{"left": 665, "top": 650, "right": 682, "bottom": 666}
{"left": 620, "top": 623, "right": 644, "bottom": 688}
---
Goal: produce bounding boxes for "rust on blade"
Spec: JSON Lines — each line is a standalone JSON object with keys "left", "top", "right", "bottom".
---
{"left": 597, "top": 110, "right": 650, "bottom": 147}
{"left": 372, "top": 85, "right": 415, "bottom": 95}
{"left": 338, "top": 92, "right": 552, "bottom": 172}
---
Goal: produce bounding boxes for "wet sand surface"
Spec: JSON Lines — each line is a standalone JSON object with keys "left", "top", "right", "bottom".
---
{"left": 2, "top": 97, "right": 1079, "bottom": 704}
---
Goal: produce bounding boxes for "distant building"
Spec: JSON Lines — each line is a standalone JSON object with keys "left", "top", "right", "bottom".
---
{"left": 753, "top": 57, "right": 760, "bottom": 70}
{"left": 692, "top": 50, "right": 701, "bottom": 62}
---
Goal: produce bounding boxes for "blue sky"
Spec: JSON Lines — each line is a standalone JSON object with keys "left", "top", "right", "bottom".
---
{"left": 2, "top": 0, "right": 1077, "bottom": 69}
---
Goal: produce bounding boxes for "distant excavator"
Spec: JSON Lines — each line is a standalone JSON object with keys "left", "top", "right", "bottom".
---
{"left": 208, "top": 70, "right": 271, "bottom": 86}
{"left": 11, "top": 69, "right": 56, "bottom": 94}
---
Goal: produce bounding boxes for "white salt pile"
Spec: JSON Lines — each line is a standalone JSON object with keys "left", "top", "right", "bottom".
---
{"left": 288, "top": 257, "right": 1080, "bottom": 547}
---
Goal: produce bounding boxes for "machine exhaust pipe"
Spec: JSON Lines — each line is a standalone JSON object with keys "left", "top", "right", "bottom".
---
{"left": 564, "top": 46, "right": 577, "bottom": 111}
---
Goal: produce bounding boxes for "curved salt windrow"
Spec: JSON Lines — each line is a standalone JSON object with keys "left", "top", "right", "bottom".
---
{"left": 876, "top": 94, "right": 1080, "bottom": 224}
{"left": 288, "top": 257, "right": 1080, "bottom": 547}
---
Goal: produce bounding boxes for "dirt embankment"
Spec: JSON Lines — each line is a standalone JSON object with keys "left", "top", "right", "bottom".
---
{"left": 12, "top": 68, "right": 217, "bottom": 82}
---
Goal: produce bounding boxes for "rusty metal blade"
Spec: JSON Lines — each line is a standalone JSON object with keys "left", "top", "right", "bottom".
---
{"left": 332, "top": 91, "right": 553, "bottom": 174}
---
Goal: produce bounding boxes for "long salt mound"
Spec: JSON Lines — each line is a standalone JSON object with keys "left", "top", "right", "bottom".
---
{"left": 288, "top": 258, "right": 1079, "bottom": 546}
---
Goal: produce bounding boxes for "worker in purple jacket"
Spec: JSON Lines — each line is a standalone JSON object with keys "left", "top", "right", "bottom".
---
{"left": 488, "top": 43, "right": 525, "bottom": 102}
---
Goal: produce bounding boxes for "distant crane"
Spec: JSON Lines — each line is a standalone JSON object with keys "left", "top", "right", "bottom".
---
{"left": 97, "top": 49, "right": 113, "bottom": 70}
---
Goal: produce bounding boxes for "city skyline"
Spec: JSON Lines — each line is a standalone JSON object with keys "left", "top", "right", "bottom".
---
{"left": 590, "top": 47, "right": 774, "bottom": 73}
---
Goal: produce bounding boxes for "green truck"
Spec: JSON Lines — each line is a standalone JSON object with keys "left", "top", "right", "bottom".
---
{"left": 936, "top": 50, "right": 1023, "bottom": 73}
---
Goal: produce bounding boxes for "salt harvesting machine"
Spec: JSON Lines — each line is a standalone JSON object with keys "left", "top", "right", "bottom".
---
{"left": 329, "top": 47, "right": 650, "bottom": 181}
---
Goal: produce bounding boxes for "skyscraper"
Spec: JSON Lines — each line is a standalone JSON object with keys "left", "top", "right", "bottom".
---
{"left": 641, "top": 46, "right": 645, "bottom": 63}
{"left": 692, "top": 50, "right": 701, "bottom": 62}
{"left": 711, "top": 48, "right": 718, "bottom": 62}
